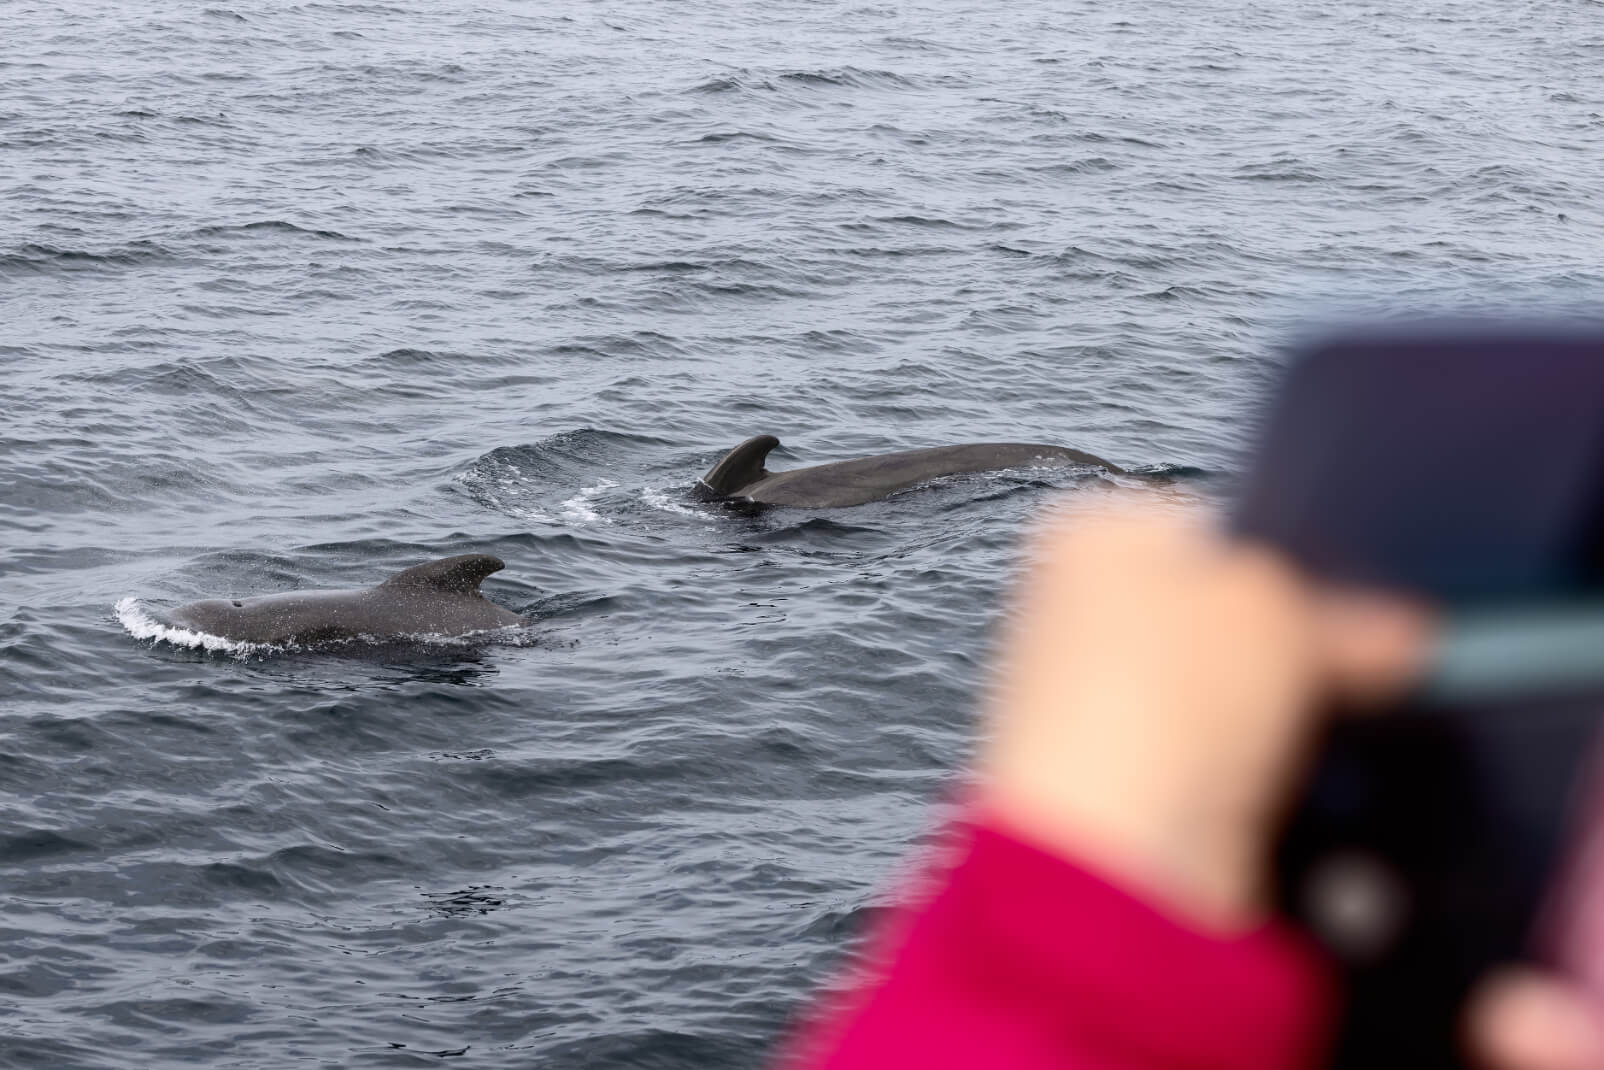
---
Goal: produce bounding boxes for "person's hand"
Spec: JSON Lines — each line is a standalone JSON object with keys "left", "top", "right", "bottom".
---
{"left": 975, "top": 499, "right": 1604, "bottom": 1067}
{"left": 977, "top": 498, "right": 1432, "bottom": 928}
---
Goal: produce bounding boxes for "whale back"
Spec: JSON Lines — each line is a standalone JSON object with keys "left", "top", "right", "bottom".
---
{"left": 704, "top": 440, "right": 1126, "bottom": 507}
{"left": 163, "top": 553, "right": 522, "bottom": 645}
{"left": 698, "top": 435, "right": 779, "bottom": 497}
{"left": 379, "top": 553, "right": 504, "bottom": 595}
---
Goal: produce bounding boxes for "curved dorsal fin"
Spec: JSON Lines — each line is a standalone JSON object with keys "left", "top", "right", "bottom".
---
{"left": 381, "top": 554, "right": 504, "bottom": 595}
{"left": 698, "top": 435, "right": 780, "bottom": 496}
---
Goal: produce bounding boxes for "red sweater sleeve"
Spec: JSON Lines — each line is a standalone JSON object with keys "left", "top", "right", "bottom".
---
{"left": 780, "top": 816, "right": 1335, "bottom": 1070}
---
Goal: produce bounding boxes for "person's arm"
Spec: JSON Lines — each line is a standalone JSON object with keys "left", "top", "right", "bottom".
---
{"left": 784, "top": 502, "right": 1604, "bottom": 1070}
{"left": 783, "top": 503, "right": 1428, "bottom": 1069}
{"left": 783, "top": 812, "right": 1333, "bottom": 1070}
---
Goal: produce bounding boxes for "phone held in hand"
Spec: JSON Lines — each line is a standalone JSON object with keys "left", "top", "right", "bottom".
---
{"left": 1233, "top": 323, "right": 1604, "bottom": 1068}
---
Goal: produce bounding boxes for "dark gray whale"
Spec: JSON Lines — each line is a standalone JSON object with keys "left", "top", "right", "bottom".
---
{"left": 166, "top": 554, "right": 526, "bottom": 645}
{"left": 697, "top": 435, "right": 1124, "bottom": 508}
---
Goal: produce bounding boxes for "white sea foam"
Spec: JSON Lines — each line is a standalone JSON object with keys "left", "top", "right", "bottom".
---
{"left": 642, "top": 486, "right": 711, "bottom": 520}
{"left": 114, "top": 597, "right": 276, "bottom": 656}
{"left": 560, "top": 478, "right": 616, "bottom": 524}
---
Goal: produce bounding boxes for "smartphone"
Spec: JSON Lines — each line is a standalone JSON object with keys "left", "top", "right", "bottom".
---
{"left": 1232, "top": 323, "right": 1604, "bottom": 1067}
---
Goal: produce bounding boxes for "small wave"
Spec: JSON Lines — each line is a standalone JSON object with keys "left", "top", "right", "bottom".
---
{"left": 687, "top": 75, "right": 749, "bottom": 94}
{"left": 1075, "top": 130, "right": 1165, "bottom": 149}
{"left": 1233, "top": 162, "right": 1323, "bottom": 183}
{"left": 0, "top": 829, "right": 94, "bottom": 862}
{"left": 297, "top": 4, "right": 409, "bottom": 17}
{"left": 189, "top": 220, "right": 356, "bottom": 241}
{"left": 0, "top": 240, "right": 171, "bottom": 276}
{"left": 458, "top": 430, "right": 664, "bottom": 524}
{"left": 1027, "top": 157, "right": 1119, "bottom": 177}
{"left": 1130, "top": 463, "right": 1220, "bottom": 485}
{"left": 777, "top": 67, "right": 920, "bottom": 91}
{"left": 371, "top": 346, "right": 444, "bottom": 365}
{"left": 454, "top": 457, "right": 558, "bottom": 524}
{"left": 694, "top": 130, "right": 781, "bottom": 145}
{"left": 686, "top": 67, "right": 918, "bottom": 95}
{"left": 744, "top": 517, "right": 881, "bottom": 544}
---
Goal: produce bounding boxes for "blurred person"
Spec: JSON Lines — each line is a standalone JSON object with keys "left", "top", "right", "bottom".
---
{"left": 780, "top": 501, "right": 1604, "bottom": 1070}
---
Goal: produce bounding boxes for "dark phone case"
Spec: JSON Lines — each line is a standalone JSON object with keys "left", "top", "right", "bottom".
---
{"left": 1233, "top": 324, "right": 1604, "bottom": 1066}
{"left": 1276, "top": 698, "right": 1600, "bottom": 1067}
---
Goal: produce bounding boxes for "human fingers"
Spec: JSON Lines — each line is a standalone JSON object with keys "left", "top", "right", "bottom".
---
{"left": 1307, "top": 586, "right": 1437, "bottom": 709}
{"left": 1464, "top": 968, "right": 1604, "bottom": 1070}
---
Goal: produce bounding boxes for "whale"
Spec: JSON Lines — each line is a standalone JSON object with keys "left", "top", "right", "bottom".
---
{"left": 165, "top": 554, "right": 526, "bottom": 645}
{"left": 696, "top": 435, "right": 1124, "bottom": 508}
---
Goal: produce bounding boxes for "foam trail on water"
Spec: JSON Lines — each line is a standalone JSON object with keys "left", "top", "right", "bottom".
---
{"left": 561, "top": 478, "right": 616, "bottom": 524}
{"left": 642, "top": 486, "right": 712, "bottom": 521}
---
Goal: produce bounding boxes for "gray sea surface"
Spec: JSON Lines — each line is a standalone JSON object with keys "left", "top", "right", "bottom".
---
{"left": 3, "top": 1, "right": 1602, "bottom": 1066}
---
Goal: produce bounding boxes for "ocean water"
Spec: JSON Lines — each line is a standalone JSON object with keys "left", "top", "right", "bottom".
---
{"left": 3, "top": 1, "right": 1601, "bottom": 1066}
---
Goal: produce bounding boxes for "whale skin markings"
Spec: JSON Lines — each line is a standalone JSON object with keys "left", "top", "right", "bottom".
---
{"left": 696, "top": 434, "right": 1126, "bottom": 508}
{"left": 164, "top": 553, "right": 526, "bottom": 645}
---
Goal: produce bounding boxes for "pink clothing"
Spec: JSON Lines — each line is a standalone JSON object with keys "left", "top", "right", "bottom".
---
{"left": 783, "top": 816, "right": 1334, "bottom": 1069}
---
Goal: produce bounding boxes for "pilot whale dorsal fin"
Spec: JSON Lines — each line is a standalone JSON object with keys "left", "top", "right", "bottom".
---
{"left": 380, "top": 554, "right": 505, "bottom": 595}
{"left": 699, "top": 434, "right": 781, "bottom": 496}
